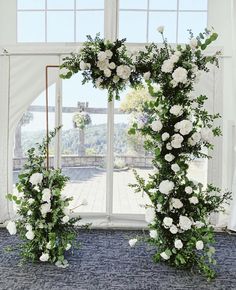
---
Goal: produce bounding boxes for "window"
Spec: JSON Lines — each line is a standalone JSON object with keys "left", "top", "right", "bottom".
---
{"left": 17, "top": 0, "right": 104, "bottom": 42}
{"left": 119, "top": 0, "right": 208, "bottom": 43}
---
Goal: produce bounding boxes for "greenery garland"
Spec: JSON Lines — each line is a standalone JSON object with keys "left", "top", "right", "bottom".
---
{"left": 128, "top": 27, "right": 231, "bottom": 279}
{"left": 6, "top": 128, "right": 82, "bottom": 268}
{"left": 60, "top": 34, "right": 141, "bottom": 101}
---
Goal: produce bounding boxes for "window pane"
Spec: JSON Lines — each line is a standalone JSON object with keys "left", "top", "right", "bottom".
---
{"left": 61, "top": 74, "right": 107, "bottom": 214}
{"left": 47, "top": 0, "right": 74, "bottom": 10}
{"left": 47, "top": 11, "right": 74, "bottom": 42}
{"left": 76, "top": 11, "right": 104, "bottom": 42}
{"left": 17, "top": 12, "right": 45, "bottom": 42}
{"left": 179, "top": 0, "right": 208, "bottom": 10}
{"left": 149, "top": 12, "right": 177, "bottom": 43}
{"left": 119, "top": 0, "right": 147, "bottom": 9}
{"left": 18, "top": 0, "right": 45, "bottom": 10}
{"left": 149, "top": 0, "right": 177, "bottom": 10}
{"left": 113, "top": 88, "right": 152, "bottom": 214}
{"left": 178, "top": 12, "right": 207, "bottom": 43}
{"left": 76, "top": 0, "right": 104, "bottom": 9}
{"left": 119, "top": 11, "right": 147, "bottom": 43}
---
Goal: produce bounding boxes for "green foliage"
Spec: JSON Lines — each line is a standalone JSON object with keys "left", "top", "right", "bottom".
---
{"left": 6, "top": 127, "right": 81, "bottom": 267}
{"left": 60, "top": 34, "right": 142, "bottom": 101}
{"left": 129, "top": 29, "right": 231, "bottom": 279}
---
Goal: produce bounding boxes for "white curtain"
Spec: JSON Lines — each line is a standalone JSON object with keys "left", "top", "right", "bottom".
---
{"left": 0, "top": 54, "right": 59, "bottom": 223}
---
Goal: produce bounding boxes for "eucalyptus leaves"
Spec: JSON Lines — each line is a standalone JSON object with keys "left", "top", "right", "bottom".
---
{"left": 6, "top": 128, "right": 81, "bottom": 267}
{"left": 60, "top": 34, "right": 140, "bottom": 101}
{"left": 129, "top": 28, "right": 231, "bottom": 279}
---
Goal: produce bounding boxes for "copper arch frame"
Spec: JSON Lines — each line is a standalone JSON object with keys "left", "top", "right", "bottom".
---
{"left": 45, "top": 65, "right": 60, "bottom": 170}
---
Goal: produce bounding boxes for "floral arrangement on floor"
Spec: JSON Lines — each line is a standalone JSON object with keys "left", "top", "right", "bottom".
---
{"left": 6, "top": 128, "right": 82, "bottom": 268}
{"left": 73, "top": 111, "right": 91, "bottom": 129}
{"left": 128, "top": 27, "right": 231, "bottom": 279}
{"left": 60, "top": 34, "right": 140, "bottom": 101}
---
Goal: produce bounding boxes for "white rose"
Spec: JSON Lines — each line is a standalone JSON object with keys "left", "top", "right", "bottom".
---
{"left": 172, "top": 67, "right": 188, "bottom": 84}
{"left": 163, "top": 217, "right": 173, "bottom": 228}
{"left": 150, "top": 230, "right": 158, "bottom": 239}
{"left": 143, "top": 71, "right": 151, "bottom": 80}
{"left": 97, "top": 59, "right": 109, "bottom": 70}
{"left": 170, "top": 54, "right": 179, "bottom": 64}
{"left": 157, "top": 26, "right": 164, "bottom": 33}
{"left": 108, "top": 62, "right": 116, "bottom": 69}
{"left": 185, "top": 186, "right": 193, "bottom": 194}
{"left": 160, "top": 251, "right": 170, "bottom": 260}
{"left": 196, "top": 240, "right": 204, "bottom": 250}
{"left": 79, "top": 60, "right": 86, "bottom": 70}
{"left": 129, "top": 238, "right": 137, "bottom": 247}
{"left": 27, "top": 210, "right": 32, "bottom": 216}
{"left": 104, "top": 68, "right": 111, "bottom": 77}
{"left": 189, "top": 196, "right": 199, "bottom": 205}
{"left": 170, "top": 105, "right": 183, "bottom": 117}
{"left": 166, "top": 143, "right": 172, "bottom": 150}
{"left": 171, "top": 198, "right": 183, "bottom": 209}
{"left": 171, "top": 163, "right": 180, "bottom": 173}
{"left": 113, "top": 75, "right": 120, "bottom": 83}
{"left": 175, "top": 120, "right": 193, "bottom": 135}
{"left": 116, "top": 65, "right": 131, "bottom": 80}
{"left": 25, "top": 230, "right": 35, "bottom": 240}
{"left": 62, "top": 215, "right": 70, "bottom": 224}
{"left": 29, "top": 173, "right": 43, "bottom": 186}
{"left": 152, "top": 84, "right": 161, "bottom": 93}
{"left": 188, "top": 132, "right": 201, "bottom": 146}
{"left": 164, "top": 154, "right": 175, "bottom": 162}
{"left": 95, "top": 77, "right": 103, "bottom": 88}
{"left": 151, "top": 119, "right": 163, "bottom": 132}
{"left": 40, "top": 203, "right": 51, "bottom": 216}
{"left": 42, "top": 188, "right": 51, "bottom": 203}
{"left": 159, "top": 180, "right": 174, "bottom": 195}
{"left": 174, "top": 51, "right": 181, "bottom": 57}
{"left": 171, "top": 134, "right": 184, "bottom": 149}
{"left": 39, "top": 252, "right": 49, "bottom": 262}
{"left": 170, "top": 79, "right": 178, "bottom": 88}
{"left": 200, "top": 127, "right": 214, "bottom": 143}
{"left": 25, "top": 224, "right": 32, "bottom": 231}
{"left": 6, "top": 221, "right": 17, "bottom": 235}
{"left": 65, "top": 243, "right": 71, "bottom": 251}
{"left": 161, "top": 59, "right": 174, "bottom": 73}
{"left": 34, "top": 185, "right": 40, "bottom": 192}
{"left": 174, "top": 239, "right": 183, "bottom": 249}
{"left": 105, "top": 50, "right": 113, "bottom": 59}
{"left": 97, "top": 51, "right": 107, "bottom": 61}
{"left": 28, "top": 198, "right": 34, "bottom": 204}
{"left": 145, "top": 207, "right": 156, "bottom": 223}
{"left": 161, "top": 132, "right": 170, "bottom": 141}
{"left": 189, "top": 38, "right": 198, "bottom": 49}
{"left": 170, "top": 224, "right": 178, "bottom": 234}
{"left": 195, "top": 221, "right": 204, "bottom": 228}
{"left": 179, "top": 215, "right": 192, "bottom": 231}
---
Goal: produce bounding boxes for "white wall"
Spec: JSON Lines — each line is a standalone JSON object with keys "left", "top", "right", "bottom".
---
{"left": 0, "top": 0, "right": 17, "bottom": 46}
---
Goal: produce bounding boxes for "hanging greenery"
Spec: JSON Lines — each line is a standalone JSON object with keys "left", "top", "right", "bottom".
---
{"left": 6, "top": 128, "right": 83, "bottom": 268}
{"left": 128, "top": 27, "right": 231, "bottom": 279}
{"left": 60, "top": 34, "right": 141, "bottom": 101}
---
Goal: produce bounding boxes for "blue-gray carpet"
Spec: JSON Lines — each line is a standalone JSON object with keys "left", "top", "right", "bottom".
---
{"left": 0, "top": 229, "right": 236, "bottom": 290}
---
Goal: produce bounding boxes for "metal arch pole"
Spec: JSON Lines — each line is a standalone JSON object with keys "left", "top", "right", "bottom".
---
{"left": 45, "top": 65, "right": 60, "bottom": 170}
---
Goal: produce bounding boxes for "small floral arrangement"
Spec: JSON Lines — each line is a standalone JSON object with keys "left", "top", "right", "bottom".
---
{"left": 73, "top": 111, "right": 91, "bottom": 129}
{"left": 6, "top": 128, "right": 83, "bottom": 268}
{"left": 60, "top": 34, "right": 141, "bottom": 101}
{"left": 128, "top": 27, "right": 231, "bottom": 279}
